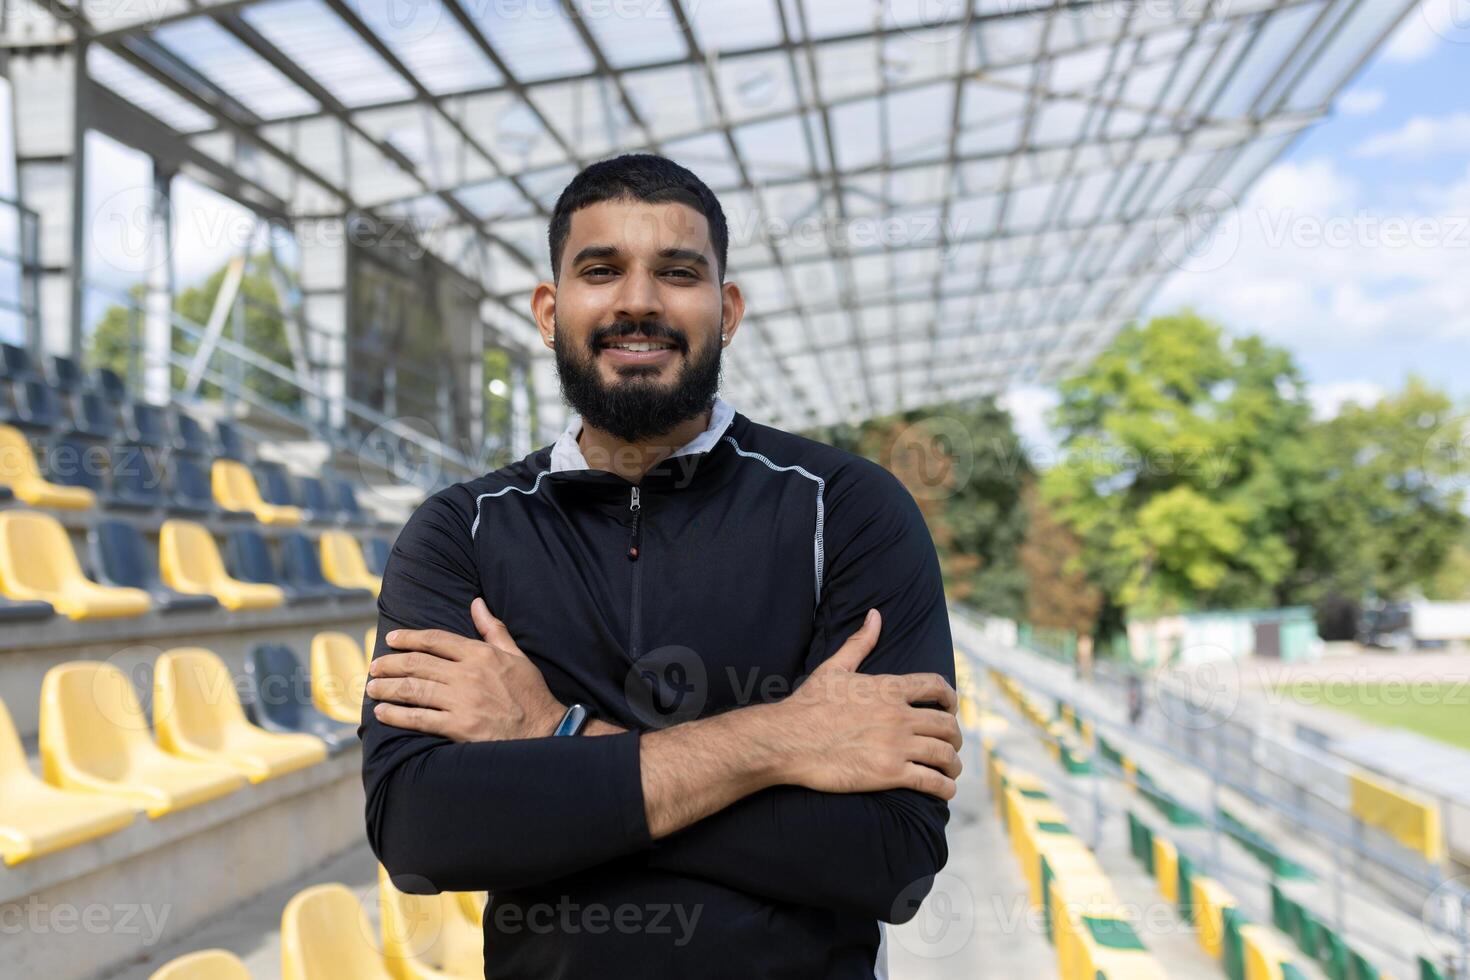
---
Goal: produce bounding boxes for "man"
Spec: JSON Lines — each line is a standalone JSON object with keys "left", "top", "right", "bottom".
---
{"left": 361, "top": 154, "right": 962, "bottom": 979}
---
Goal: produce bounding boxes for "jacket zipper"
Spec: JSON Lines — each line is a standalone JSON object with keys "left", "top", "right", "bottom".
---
{"left": 627, "top": 486, "right": 643, "bottom": 659}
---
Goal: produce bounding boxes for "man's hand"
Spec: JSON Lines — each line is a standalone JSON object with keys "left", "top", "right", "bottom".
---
{"left": 764, "top": 609, "right": 963, "bottom": 800}
{"left": 367, "top": 598, "right": 566, "bottom": 742}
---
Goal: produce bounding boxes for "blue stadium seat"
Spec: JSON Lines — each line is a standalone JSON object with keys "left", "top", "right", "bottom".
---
{"left": 0, "top": 343, "right": 34, "bottom": 379}
{"left": 0, "top": 594, "right": 54, "bottom": 621}
{"left": 173, "top": 410, "right": 214, "bottom": 457}
{"left": 228, "top": 529, "right": 330, "bottom": 604}
{"left": 11, "top": 379, "right": 66, "bottom": 431}
{"left": 215, "top": 420, "right": 249, "bottom": 461}
{"left": 363, "top": 536, "right": 392, "bottom": 576}
{"left": 89, "top": 520, "right": 219, "bottom": 613}
{"left": 111, "top": 444, "right": 167, "bottom": 510}
{"left": 255, "top": 460, "right": 299, "bottom": 508}
{"left": 46, "top": 355, "right": 84, "bottom": 392}
{"left": 91, "top": 367, "right": 128, "bottom": 405}
{"left": 71, "top": 392, "right": 118, "bottom": 442}
{"left": 333, "top": 478, "right": 370, "bottom": 526}
{"left": 279, "top": 532, "right": 371, "bottom": 600}
{"left": 242, "top": 644, "right": 357, "bottom": 755}
{"left": 45, "top": 435, "right": 150, "bottom": 510}
{"left": 126, "top": 402, "right": 172, "bottom": 448}
{"left": 297, "top": 476, "right": 337, "bottom": 523}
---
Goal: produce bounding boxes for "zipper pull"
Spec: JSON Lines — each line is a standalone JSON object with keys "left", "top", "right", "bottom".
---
{"left": 627, "top": 486, "right": 642, "bottom": 561}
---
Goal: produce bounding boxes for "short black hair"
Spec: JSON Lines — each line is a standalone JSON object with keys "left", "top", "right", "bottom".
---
{"left": 547, "top": 153, "right": 728, "bottom": 282}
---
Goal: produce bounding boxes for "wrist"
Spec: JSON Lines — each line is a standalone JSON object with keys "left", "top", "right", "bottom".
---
{"left": 727, "top": 701, "right": 801, "bottom": 789}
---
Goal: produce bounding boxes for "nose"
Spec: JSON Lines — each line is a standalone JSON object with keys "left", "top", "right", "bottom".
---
{"left": 612, "top": 266, "right": 664, "bottom": 324}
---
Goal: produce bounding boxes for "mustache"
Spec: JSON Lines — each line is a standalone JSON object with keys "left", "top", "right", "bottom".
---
{"left": 591, "top": 320, "right": 688, "bottom": 352}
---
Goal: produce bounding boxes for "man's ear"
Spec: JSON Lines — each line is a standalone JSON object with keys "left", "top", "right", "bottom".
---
{"left": 720, "top": 279, "right": 745, "bottom": 346}
{"left": 531, "top": 280, "right": 557, "bottom": 351}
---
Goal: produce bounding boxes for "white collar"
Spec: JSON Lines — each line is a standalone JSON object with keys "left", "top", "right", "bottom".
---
{"left": 549, "top": 397, "right": 736, "bottom": 473}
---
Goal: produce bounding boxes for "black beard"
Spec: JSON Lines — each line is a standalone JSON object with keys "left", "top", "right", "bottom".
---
{"left": 554, "top": 318, "right": 723, "bottom": 444}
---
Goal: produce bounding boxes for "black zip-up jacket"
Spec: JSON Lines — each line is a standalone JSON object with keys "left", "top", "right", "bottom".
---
{"left": 361, "top": 401, "right": 955, "bottom": 979}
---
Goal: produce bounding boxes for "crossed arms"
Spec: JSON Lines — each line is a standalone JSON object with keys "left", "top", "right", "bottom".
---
{"left": 360, "top": 475, "right": 961, "bottom": 923}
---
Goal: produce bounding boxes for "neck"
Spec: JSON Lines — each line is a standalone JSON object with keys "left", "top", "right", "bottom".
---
{"left": 577, "top": 405, "right": 714, "bottom": 483}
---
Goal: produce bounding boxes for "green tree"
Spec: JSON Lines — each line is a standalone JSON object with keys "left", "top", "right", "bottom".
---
{"left": 1288, "top": 378, "right": 1466, "bottom": 603}
{"left": 1042, "top": 311, "right": 1310, "bottom": 615}
{"left": 87, "top": 255, "right": 299, "bottom": 409}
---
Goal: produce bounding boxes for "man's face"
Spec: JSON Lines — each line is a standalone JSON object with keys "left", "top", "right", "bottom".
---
{"left": 541, "top": 198, "right": 736, "bottom": 443}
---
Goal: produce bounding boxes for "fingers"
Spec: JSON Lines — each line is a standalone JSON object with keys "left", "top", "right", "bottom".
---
{"left": 898, "top": 672, "right": 958, "bottom": 713}
{"left": 470, "top": 599, "right": 525, "bottom": 658}
{"left": 369, "top": 652, "right": 452, "bottom": 685}
{"left": 372, "top": 702, "right": 452, "bottom": 738}
{"left": 814, "top": 608, "right": 882, "bottom": 675}
{"left": 908, "top": 707, "right": 964, "bottom": 751}
{"left": 907, "top": 735, "right": 963, "bottom": 780}
{"left": 385, "top": 628, "right": 471, "bottom": 661}
{"left": 365, "top": 675, "right": 451, "bottom": 711}
{"left": 901, "top": 762, "right": 958, "bottom": 801}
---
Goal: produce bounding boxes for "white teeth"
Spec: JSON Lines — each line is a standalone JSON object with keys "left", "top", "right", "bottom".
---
{"left": 610, "top": 342, "right": 666, "bottom": 352}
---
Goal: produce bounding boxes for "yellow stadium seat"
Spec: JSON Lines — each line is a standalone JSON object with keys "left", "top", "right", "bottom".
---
{"left": 455, "top": 891, "right": 488, "bottom": 926}
{"left": 1191, "top": 876, "right": 1236, "bottom": 959}
{"left": 0, "top": 697, "right": 136, "bottom": 865}
{"left": 148, "top": 948, "right": 252, "bottom": 980}
{"left": 378, "top": 865, "right": 485, "bottom": 980}
{"left": 212, "top": 459, "right": 302, "bottom": 526}
{"left": 0, "top": 511, "right": 151, "bottom": 619}
{"left": 1153, "top": 835, "right": 1179, "bottom": 903}
{"left": 282, "top": 882, "right": 395, "bottom": 980}
{"left": 312, "top": 631, "right": 369, "bottom": 725}
{"left": 40, "top": 661, "right": 246, "bottom": 818}
{"left": 320, "top": 531, "right": 382, "bottom": 596}
{"left": 1240, "top": 924, "right": 1298, "bottom": 980}
{"left": 366, "top": 627, "right": 376, "bottom": 671}
{"left": 159, "top": 520, "right": 285, "bottom": 611}
{"left": 153, "top": 647, "right": 327, "bottom": 783}
{"left": 0, "top": 423, "right": 95, "bottom": 509}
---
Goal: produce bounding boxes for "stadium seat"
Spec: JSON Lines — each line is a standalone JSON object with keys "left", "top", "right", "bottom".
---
{"left": 280, "top": 532, "right": 371, "bottom": 601}
{"left": 281, "top": 883, "right": 395, "bottom": 980}
{"left": 147, "top": 948, "right": 253, "bottom": 980}
{"left": 228, "top": 529, "right": 329, "bottom": 605}
{"left": 127, "top": 402, "right": 173, "bottom": 448}
{"left": 0, "top": 423, "right": 96, "bottom": 508}
{"left": 215, "top": 420, "right": 249, "bottom": 462}
{"left": 242, "top": 644, "right": 357, "bottom": 755}
{"left": 0, "top": 341, "right": 34, "bottom": 378}
{"left": 159, "top": 519, "right": 285, "bottom": 611}
{"left": 72, "top": 391, "right": 119, "bottom": 441}
{"left": 364, "top": 536, "right": 392, "bottom": 576}
{"left": 366, "top": 627, "right": 376, "bottom": 669}
{"left": 111, "top": 443, "right": 168, "bottom": 510}
{"left": 11, "top": 378, "right": 67, "bottom": 431}
{"left": 311, "top": 631, "right": 369, "bottom": 725}
{"left": 39, "top": 661, "right": 246, "bottom": 817}
{"left": 92, "top": 366, "right": 128, "bottom": 404}
{"left": 45, "top": 354, "right": 85, "bottom": 392}
{"left": 153, "top": 647, "right": 327, "bottom": 783}
{"left": 173, "top": 411, "right": 214, "bottom": 457}
{"left": 455, "top": 892, "right": 488, "bottom": 926}
{"left": 333, "top": 478, "right": 371, "bottom": 525}
{"left": 0, "top": 511, "right": 151, "bottom": 619}
{"left": 90, "top": 520, "right": 219, "bottom": 613}
{"left": 0, "top": 697, "right": 136, "bottom": 865}
{"left": 213, "top": 459, "right": 302, "bottom": 525}
{"left": 320, "top": 530, "right": 382, "bottom": 596}
{"left": 0, "top": 593, "right": 54, "bottom": 620}
{"left": 297, "top": 476, "right": 336, "bottom": 523}
{"left": 378, "top": 864, "right": 485, "bottom": 980}
{"left": 255, "top": 460, "right": 299, "bottom": 508}
{"left": 169, "top": 454, "right": 247, "bottom": 518}
{"left": 47, "top": 436, "right": 150, "bottom": 511}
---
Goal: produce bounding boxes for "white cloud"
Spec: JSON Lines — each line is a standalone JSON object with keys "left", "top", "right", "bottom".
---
{"left": 1383, "top": 0, "right": 1454, "bottom": 62}
{"left": 1149, "top": 157, "right": 1470, "bottom": 348}
{"left": 1355, "top": 112, "right": 1470, "bottom": 158}
{"left": 1337, "top": 88, "right": 1386, "bottom": 117}
{"left": 999, "top": 384, "right": 1060, "bottom": 464}
{"left": 1308, "top": 381, "right": 1386, "bottom": 419}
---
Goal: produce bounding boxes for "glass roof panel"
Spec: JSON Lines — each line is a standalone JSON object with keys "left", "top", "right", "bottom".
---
{"left": 243, "top": 0, "right": 415, "bottom": 108}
